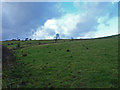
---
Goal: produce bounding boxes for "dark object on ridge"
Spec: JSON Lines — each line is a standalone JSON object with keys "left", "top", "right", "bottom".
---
{"left": 22, "top": 54, "right": 27, "bottom": 57}
{"left": 29, "top": 39, "right": 32, "bottom": 41}
{"left": 25, "top": 38, "right": 28, "bottom": 41}
{"left": 18, "top": 39, "right": 20, "bottom": 41}
{"left": 66, "top": 49, "right": 70, "bottom": 52}
{"left": 55, "top": 33, "right": 60, "bottom": 43}
{"left": 11, "top": 39, "right": 17, "bottom": 41}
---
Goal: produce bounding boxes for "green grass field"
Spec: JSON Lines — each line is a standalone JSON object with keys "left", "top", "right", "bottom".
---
{"left": 2, "top": 35, "right": 118, "bottom": 88}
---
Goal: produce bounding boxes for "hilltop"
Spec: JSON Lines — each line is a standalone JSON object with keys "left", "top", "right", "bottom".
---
{"left": 2, "top": 35, "right": 118, "bottom": 88}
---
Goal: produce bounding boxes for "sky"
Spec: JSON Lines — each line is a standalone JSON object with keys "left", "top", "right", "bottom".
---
{"left": 2, "top": 2, "right": 118, "bottom": 40}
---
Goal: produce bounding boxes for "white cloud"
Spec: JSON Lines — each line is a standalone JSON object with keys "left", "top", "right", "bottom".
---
{"left": 94, "top": 17, "right": 118, "bottom": 38}
{"left": 31, "top": 13, "right": 82, "bottom": 39}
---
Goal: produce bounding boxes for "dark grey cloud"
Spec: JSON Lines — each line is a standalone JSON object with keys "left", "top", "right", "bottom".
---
{"left": 2, "top": 2, "right": 62, "bottom": 40}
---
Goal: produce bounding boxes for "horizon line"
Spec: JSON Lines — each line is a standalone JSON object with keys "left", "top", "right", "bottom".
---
{"left": 1, "top": 34, "right": 119, "bottom": 42}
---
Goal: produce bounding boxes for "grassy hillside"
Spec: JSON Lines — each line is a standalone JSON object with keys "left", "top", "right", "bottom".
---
{"left": 2, "top": 35, "right": 118, "bottom": 88}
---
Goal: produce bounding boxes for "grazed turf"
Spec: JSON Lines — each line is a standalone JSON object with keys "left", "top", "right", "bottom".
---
{"left": 2, "top": 35, "right": 118, "bottom": 88}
